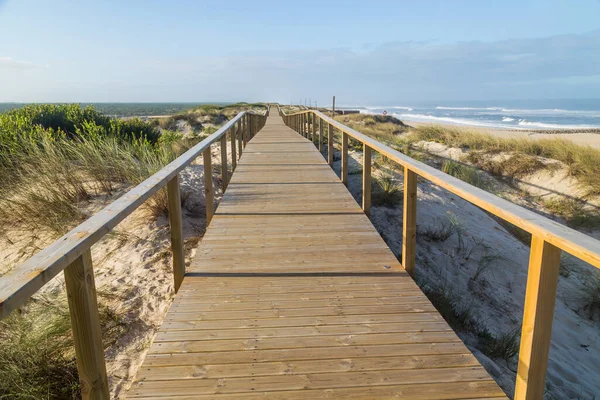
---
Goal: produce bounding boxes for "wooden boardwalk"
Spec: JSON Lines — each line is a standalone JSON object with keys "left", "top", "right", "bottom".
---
{"left": 128, "top": 113, "right": 506, "bottom": 399}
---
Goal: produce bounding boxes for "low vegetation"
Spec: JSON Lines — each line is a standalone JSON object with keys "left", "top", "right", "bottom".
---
{"left": 335, "top": 113, "right": 409, "bottom": 143}
{"left": 410, "top": 125, "right": 600, "bottom": 196}
{"left": 0, "top": 102, "right": 250, "bottom": 398}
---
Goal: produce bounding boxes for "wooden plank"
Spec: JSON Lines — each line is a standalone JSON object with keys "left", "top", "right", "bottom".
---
{"left": 203, "top": 148, "right": 214, "bottom": 226}
{"left": 128, "top": 381, "right": 506, "bottom": 400}
{"left": 402, "top": 167, "right": 417, "bottom": 277}
{"left": 129, "top": 367, "right": 492, "bottom": 397}
{"left": 362, "top": 144, "right": 372, "bottom": 217}
{"left": 514, "top": 236, "right": 561, "bottom": 399}
{"left": 167, "top": 175, "right": 185, "bottom": 292}
{"left": 129, "top": 111, "right": 504, "bottom": 399}
{"left": 64, "top": 250, "right": 109, "bottom": 400}
{"left": 137, "top": 353, "right": 479, "bottom": 381}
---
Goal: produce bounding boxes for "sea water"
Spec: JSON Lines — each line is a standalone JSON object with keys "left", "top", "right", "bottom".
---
{"left": 342, "top": 99, "right": 600, "bottom": 130}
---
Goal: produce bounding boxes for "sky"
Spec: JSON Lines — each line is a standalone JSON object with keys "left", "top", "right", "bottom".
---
{"left": 1, "top": 0, "right": 599, "bottom": 104}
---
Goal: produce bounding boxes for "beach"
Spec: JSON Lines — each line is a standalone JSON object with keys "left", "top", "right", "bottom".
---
{"left": 406, "top": 120, "right": 600, "bottom": 149}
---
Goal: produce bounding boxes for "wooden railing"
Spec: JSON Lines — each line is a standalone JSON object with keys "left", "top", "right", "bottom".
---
{"left": 0, "top": 107, "right": 268, "bottom": 399}
{"left": 279, "top": 106, "right": 600, "bottom": 400}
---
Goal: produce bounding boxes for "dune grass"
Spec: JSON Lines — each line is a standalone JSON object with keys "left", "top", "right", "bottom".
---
{"left": 409, "top": 125, "right": 600, "bottom": 195}
{"left": 0, "top": 104, "right": 194, "bottom": 398}
{"left": 334, "top": 113, "right": 409, "bottom": 144}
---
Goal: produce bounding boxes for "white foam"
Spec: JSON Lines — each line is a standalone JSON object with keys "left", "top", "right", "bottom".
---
{"left": 517, "top": 120, "right": 594, "bottom": 130}
{"left": 502, "top": 117, "right": 515, "bottom": 122}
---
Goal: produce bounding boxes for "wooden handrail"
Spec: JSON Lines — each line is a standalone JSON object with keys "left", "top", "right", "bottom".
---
{"left": 280, "top": 108, "right": 600, "bottom": 269}
{"left": 0, "top": 106, "right": 269, "bottom": 399}
{"left": 279, "top": 105, "right": 600, "bottom": 399}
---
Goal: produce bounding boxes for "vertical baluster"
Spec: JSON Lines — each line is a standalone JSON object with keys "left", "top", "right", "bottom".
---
{"left": 341, "top": 132, "right": 348, "bottom": 186}
{"left": 64, "top": 250, "right": 110, "bottom": 400}
{"left": 514, "top": 236, "right": 561, "bottom": 400}
{"left": 203, "top": 147, "right": 214, "bottom": 226}
{"left": 319, "top": 118, "right": 324, "bottom": 152}
{"left": 231, "top": 122, "right": 237, "bottom": 170}
{"left": 328, "top": 123, "right": 334, "bottom": 166}
{"left": 402, "top": 168, "right": 417, "bottom": 277}
{"left": 243, "top": 115, "right": 248, "bottom": 148}
{"left": 312, "top": 113, "right": 317, "bottom": 145}
{"left": 167, "top": 175, "right": 185, "bottom": 292}
{"left": 220, "top": 135, "right": 228, "bottom": 191}
{"left": 237, "top": 120, "right": 243, "bottom": 159}
{"left": 362, "top": 144, "right": 371, "bottom": 217}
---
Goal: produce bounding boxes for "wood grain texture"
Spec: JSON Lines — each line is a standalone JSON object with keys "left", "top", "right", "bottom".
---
{"left": 402, "top": 167, "right": 417, "bottom": 277}
{"left": 64, "top": 251, "right": 109, "bottom": 400}
{"left": 167, "top": 175, "right": 185, "bottom": 292}
{"left": 362, "top": 144, "right": 372, "bottom": 217}
{"left": 328, "top": 122, "right": 334, "bottom": 166}
{"left": 342, "top": 132, "right": 348, "bottom": 186}
{"left": 514, "top": 236, "right": 561, "bottom": 399}
{"left": 220, "top": 135, "right": 228, "bottom": 191}
{"left": 203, "top": 148, "right": 214, "bottom": 226}
{"left": 129, "top": 112, "right": 504, "bottom": 399}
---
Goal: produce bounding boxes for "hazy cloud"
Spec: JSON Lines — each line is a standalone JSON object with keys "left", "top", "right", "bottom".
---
{"left": 0, "top": 56, "right": 41, "bottom": 70}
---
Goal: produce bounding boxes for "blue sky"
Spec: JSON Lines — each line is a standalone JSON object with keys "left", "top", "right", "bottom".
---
{"left": 1, "top": 0, "right": 599, "bottom": 104}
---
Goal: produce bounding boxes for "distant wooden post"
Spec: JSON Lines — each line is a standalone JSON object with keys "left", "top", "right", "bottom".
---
{"left": 203, "top": 147, "right": 214, "bottom": 226}
{"left": 230, "top": 123, "right": 237, "bottom": 170}
{"left": 514, "top": 236, "right": 561, "bottom": 400}
{"left": 302, "top": 114, "right": 306, "bottom": 137}
{"left": 402, "top": 168, "right": 417, "bottom": 277}
{"left": 220, "top": 135, "right": 228, "bottom": 191}
{"left": 341, "top": 132, "right": 349, "bottom": 186}
{"left": 319, "top": 118, "right": 324, "bottom": 152}
{"left": 332, "top": 95, "right": 336, "bottom": 118}
{"left": 362, "top": 144, "right": 372, "bottom": 217}
{"left": 328, "top": 123, "right": 334, "bottom": 166}
{"left": 167, "top": 175, "right": 185, "bottom": 292}
{"left": 237, "top": 121, "right": 243, "bottom": 159}
{"left": 64, "top": 250, "right": 110, "bottom": 400}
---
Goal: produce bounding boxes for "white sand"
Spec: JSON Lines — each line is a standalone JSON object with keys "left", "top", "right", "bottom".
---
{"left": 331, "top": 146, "right": 600, "bottom": 399}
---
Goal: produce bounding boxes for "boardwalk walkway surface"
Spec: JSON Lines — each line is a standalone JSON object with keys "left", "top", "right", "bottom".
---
{"left": 128, "top": 113, "right": 506, "bottom": 399}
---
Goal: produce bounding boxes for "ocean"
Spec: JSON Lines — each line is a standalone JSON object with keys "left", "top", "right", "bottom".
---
{"left": 341, "top": 99, "right": 600, "bottom": 130}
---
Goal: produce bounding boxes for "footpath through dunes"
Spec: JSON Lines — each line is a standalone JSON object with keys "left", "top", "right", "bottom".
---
{"left": 128, "top": 112, "right": 506, "bottom": 398}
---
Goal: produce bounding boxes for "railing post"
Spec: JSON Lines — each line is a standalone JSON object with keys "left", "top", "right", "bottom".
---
{"left": 319, "top": 118, "right": 323, "bottom": 152}
{"left": 231, "top": 122, "right": 237, "bottom": 170}
{"left": 167, "top": 175, "right": 185, "bottom": 292}
{"left": 402, "top": 167, "right": 417, "bottom": 277}
{"left": 237, "top": 121, "right": 243, "bottom": 159}
{"left": 203, "top": 147, "right": 214, "bottom": 226}
{"left": 328, "top": 123, "right": 334, "bottom": 166}
{"left": 243, "top": 115, "right": 248, "bottom": 148}
{"left": 515, "top": 236, "right": 561, "bottom": 400}
{"left": 220, "top": 135, "right": 228, "bottom": 191}
{"left": 64, "top": 250, "right": 110, "bottom": 400}
{"left": 301, "top": 114, "right": 305, "bottom": 137}
{"left": 312, "top": 113, "right": 317, "bottom": 145}
{"left": 341, "top": 132, "right": 348, "bottom": 186}
{"left": 362, "top": 144, "right": 372, "bottom": 217}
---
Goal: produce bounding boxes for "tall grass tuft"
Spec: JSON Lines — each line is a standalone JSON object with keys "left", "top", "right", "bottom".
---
{"left": 411, "top": 125, "right": 600, "bottom": 195}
